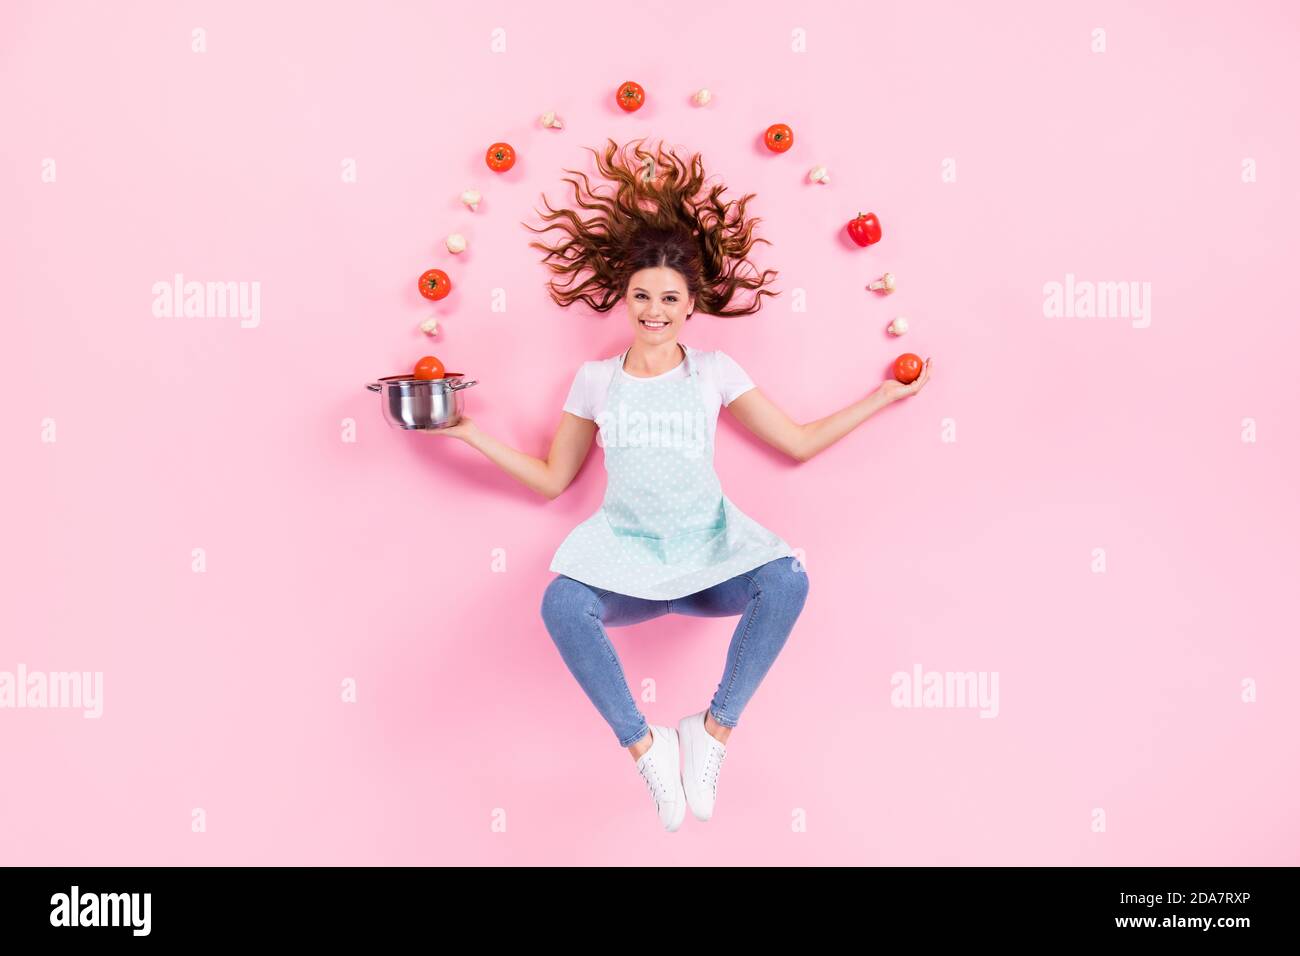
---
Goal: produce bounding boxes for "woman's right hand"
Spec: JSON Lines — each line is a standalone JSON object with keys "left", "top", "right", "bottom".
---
{"left": 419, "top": 415, "right": 478, "bottom": 443}
{"left": 419, "top": 411, "right": 592, "bottom": 500}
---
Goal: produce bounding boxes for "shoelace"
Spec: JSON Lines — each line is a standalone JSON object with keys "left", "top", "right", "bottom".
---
{"left": 703, "top": 745, "right": 727, "bottom": 793}
{"left": 639, "top": 760, "right": 665, "bottom": 809}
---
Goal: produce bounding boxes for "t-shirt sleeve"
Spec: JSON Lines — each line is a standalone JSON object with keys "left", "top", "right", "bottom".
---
{"left": 714, "top": 350, "right": 756, "bottom": 406}
{"left": 562, "top": 363, "right": 594, "bottom": 420}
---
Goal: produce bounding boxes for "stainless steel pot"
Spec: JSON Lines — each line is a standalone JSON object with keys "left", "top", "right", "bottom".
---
{"left": 366, "top": 372, "right": 478, "bottom": 429}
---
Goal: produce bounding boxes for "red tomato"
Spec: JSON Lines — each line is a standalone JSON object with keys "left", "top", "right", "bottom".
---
{"left": 847, "top": 212, "right": 882, "bottom": 247}
{"left": 893, "top": 353, "right": 923, "bottom": 385}
{"left": 764, "top": 123, "right": 794, "bottom": 152}
{"left": 418, "top": 269, "right": 452, "bottom": 301}
{"left": 485, "top": 142, "right": 516, "bottom": 172}
{"left": 414, "top": 356, "right": 445, "bottom": 380}
{"left": 616, "top": 81, "right": 645, "bottom": 112}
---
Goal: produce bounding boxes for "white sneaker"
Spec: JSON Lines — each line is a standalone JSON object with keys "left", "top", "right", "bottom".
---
{"left": 634, "top": 725, "right": 686, "bottom": 832}
{"left": 678, "top": 710, "right": 727, "bottom": 821}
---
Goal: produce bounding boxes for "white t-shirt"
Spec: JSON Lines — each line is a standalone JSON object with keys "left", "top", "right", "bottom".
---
{"left": 562, "top": 343, "right": 756, "bottom": 447}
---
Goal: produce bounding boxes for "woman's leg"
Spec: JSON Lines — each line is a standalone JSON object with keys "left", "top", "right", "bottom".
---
{"left": 539, "top": 575, "right": 670, "bottom": 751}
{"left": 672, "top": 556, "right": 810, "bottom": 736}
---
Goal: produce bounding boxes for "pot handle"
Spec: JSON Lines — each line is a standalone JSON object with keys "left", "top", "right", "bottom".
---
{"left": 365, "top": 382, "right": 383, "bottom": 392}
{"left": 446, "top": 379, "right": 478, "bottom": 391}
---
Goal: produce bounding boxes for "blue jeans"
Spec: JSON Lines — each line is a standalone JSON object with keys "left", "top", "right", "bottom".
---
{"left": 540, "top": 556, "right": 810, "bottom": 748}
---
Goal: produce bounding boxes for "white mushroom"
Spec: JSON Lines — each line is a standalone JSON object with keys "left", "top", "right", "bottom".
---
{"left": 808, "top": 165, "right": 830, "bottom": 184}
{"left": 540, "top": 110, "right": 564, "bottom": 129}
{"left": 887, "top": 316, "right": 909, "bottom": 336}
{"left": 692, "top": 88, "right": 712, "bottom": 106}
{"left": 446, "top": 233, "right": 467, "bottom": 254}
{"left": 869, "top": 272, "right": 896, "bottom": 294}
{"left": 460, "top": 188, "right": 481, "bottom": 212}
{"left": 420, "top": 317, "right": 439, "bottom": 336}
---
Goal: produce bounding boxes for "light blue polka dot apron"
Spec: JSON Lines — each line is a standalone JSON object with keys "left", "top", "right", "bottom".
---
{"left": 549, "top": 343, "right": 797, "bottom": 601}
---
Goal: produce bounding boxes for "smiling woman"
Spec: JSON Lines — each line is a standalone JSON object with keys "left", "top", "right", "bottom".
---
{"left": 421, "top": 136, "right": 929, "bottom": 833}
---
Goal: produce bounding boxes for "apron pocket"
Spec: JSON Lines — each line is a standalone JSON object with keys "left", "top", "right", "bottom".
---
{"left": 603, "top": 509, "right": 727, "bottom": 567}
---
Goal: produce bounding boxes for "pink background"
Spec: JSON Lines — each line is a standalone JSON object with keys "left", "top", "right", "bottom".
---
{"left": 3, "top": 0, "right": 1297, "bottom": 865}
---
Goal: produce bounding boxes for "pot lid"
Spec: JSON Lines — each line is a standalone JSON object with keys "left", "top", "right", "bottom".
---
{"left": 375, "top": 372, "right": 465, "bottom": 383}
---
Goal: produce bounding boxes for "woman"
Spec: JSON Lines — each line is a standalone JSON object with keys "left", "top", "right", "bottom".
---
{"left": 425, "top": 138, "right": 932, "bottom": 831}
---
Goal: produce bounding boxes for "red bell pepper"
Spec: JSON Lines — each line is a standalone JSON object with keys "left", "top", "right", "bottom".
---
{"left": 847, "top": 211, "right": 882, "bottom": 247}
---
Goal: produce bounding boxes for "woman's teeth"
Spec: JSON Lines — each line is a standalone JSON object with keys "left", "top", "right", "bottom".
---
{"left": 640, "top": 320, "right": 668, "bottom": 329}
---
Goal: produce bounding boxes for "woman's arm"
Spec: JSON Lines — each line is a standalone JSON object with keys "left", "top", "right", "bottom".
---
{"left": 725, "top": 358, "right": 933, "bottom": 463}
{"left": 421, "top": 412, "right": 597, "bottom": 500}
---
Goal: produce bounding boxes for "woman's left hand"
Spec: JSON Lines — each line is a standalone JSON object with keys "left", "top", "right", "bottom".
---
{"left": 876, "top": 357, "right": 933, "bottom": 404}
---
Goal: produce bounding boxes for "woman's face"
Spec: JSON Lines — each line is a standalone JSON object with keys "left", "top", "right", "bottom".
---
{"left": 626, "top": 267, "right": 694, "bottom": 343}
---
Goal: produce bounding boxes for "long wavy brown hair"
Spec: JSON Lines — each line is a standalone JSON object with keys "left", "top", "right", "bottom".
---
{"left": 523, "top": 137, "right": 779, "bottom": 320}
